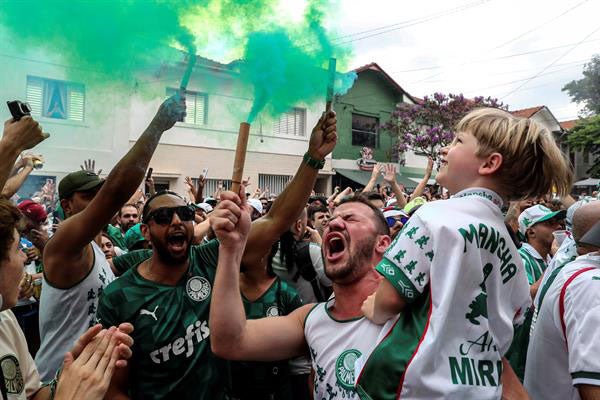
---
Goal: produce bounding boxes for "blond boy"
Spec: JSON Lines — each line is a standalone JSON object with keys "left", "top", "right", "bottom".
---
{"left": 358, "top": 108, "right": 572, "bottom": 399}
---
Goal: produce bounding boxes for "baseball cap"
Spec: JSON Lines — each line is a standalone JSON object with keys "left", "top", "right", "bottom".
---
{"left": 193, "top": 202, "right": 213, "bottom": 213}
{"left": 247, "top": 198, "right": 263, "bottom": 214}
{"left": 17, "top": 200, "right": 48, "bottom": 223}
{"left": 518, "top": 204, "right": 566, "bottom": 236}
{"left": 124, "top": 223, "right": 146, "bottom": 250}
{"left": 58, "top": 171, "right": 104, "bottom": 199}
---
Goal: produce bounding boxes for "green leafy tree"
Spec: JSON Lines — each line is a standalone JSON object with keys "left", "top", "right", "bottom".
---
{"left": 562, "top": 55, "right": 600, "bottom": 116}
{"left": 566, "top": 115, "right": 600, "bottom": 177}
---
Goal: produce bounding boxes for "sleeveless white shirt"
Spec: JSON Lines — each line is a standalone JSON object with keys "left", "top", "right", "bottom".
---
{"left": 35, "top": 241, "right": 115, "bottom": 382}
{"left": 304, "top": 298, "right": 395, "bottom": 399}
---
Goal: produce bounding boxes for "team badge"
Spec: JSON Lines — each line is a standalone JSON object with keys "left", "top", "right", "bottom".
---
{"left": 335, "top": 349, "right": 362, "bottom": 391}
{"left": 186, "top": 276, "right": 211, "bottom": 301}
{"left": 0, "top": 355, "right": 24, "bottom": 394}
{"left": 266, "top": 306, "right": 281, "bottom": 317}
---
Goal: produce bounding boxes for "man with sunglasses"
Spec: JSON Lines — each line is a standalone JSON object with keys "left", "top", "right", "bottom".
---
{"left": 35, "top": 93, "right": 186, "bottom": 382}
{"left": 96, "top": 111, "right": 338, "bottom": 399}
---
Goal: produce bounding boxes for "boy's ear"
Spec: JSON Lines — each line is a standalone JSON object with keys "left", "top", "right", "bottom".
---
{"left": 479, "top": 152, "right": 503, "bottom": 176}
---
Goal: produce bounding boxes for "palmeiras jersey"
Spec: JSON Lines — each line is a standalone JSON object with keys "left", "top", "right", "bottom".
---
{"left": 97, "top": 240, "right": 225, "bottom": 399}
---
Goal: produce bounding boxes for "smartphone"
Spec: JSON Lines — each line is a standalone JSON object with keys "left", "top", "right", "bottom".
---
{"left": 201, "top": 168, "right": 208, "bottom": 179}
{"left": 146, "top": 167, "right": 153, "bottom": 181}
{"left": 7, "top": 100, "right": 32, "bottom": 121}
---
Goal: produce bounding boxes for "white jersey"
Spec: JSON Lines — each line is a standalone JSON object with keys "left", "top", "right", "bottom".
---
{"left": 0, "top": 310, "right": 41, "bottom": 399}
{"left": 524, "top": 253, "right": 600, "bottom": 400}
{"left": 304, "top": 298, "right": 395, "bottom": 400}
{"left": 36, "top": 241, "right": 115, "bottom": 381}
{"left": 357, "top": 188, "right": 531, "bottom": 400}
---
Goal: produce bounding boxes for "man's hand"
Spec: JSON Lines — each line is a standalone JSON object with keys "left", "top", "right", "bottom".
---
{"left": 3, "top": 117, "right": 49, "bottom": 151}
{"left": 308, "top": 111, "right": 337, "bottom": 160}
{"left": 29, "top": 228, "right": 49, "bottom": 250}
{"left": 426, "top": 157, "right": 434, "bottom": 174}
{"left": 305, "top": 226, "right": 322, "bottom": 245}
{"left": 211, "top": 190, "right": 251, "bottom": 252}
{"left": 150, "top": 91, "right": 186, "bottom": 132}
{"left": 54, "top": 324, "right": 134, "bottom": 400}
{"left": 184, "top": 176, "right": 194, "bottom": 190}
{"left": 382, "top": 164, "right": 397, "bottom": 184}
{"left": 80, "top": 159, "right": 102, "bottom": 176}
{"left": 370, "top": 163, "right": 383, "bottom": 180}
{"left": 24, "top": 247, "right": 40, "bottom": 263}
{"left": 18, "top": 273, "right": 34, "bottom": 299}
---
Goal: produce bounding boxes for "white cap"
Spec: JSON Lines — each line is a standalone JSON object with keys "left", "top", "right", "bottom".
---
{"left": 194, "top": 203, "right": 213, "bottom": 213}
{"left": 518, "top": 205, "right": 566, "bottom": 236}
{"left": 247, "top": 198, "right": 263, "bottom": 214}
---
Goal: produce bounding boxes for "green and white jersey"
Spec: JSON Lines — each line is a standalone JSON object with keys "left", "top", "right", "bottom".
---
{"left": 97, "top": 240, "right": 224, "bottom": 400}
{"left": 357, "top": 188, "right": 531, "bottom": 400}
{"left": 518, "top": 243, "right": 549, "bottom": 284}
{"left": 304, "top": 298, "right": 396, "bottom": 400}
{"left": 524, "top": 254, "right": 600, "bottom": 400}
{"left": 228, "top": 278, "right": 302, "bottom": 399}
{"left": 505, "top": 242, "right": 549, "bottom": 380}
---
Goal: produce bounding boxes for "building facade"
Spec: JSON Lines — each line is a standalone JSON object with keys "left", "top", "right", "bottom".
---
{"left": 331, "top": 63, "right": 431, "bottom": 190}
{"left": 1, "top": 46, "right": 332, "bottom": 202}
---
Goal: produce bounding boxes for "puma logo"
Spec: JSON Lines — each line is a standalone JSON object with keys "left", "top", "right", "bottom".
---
{"left": 140, "top": 305, "right": 159, "bottom": 321}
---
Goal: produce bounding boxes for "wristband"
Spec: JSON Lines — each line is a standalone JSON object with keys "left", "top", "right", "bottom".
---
{"left": 303, "top": 152, "right": 325, "bottom": 170}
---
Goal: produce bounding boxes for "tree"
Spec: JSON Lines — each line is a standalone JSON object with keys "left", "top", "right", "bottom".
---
{"left": 562, "top": 55, "right": 600, "bottom": 116}
{"left": 383, "top": 93, "right": 506, "bottom": 163}
{"left": 565, "top": 115, "right": 600, "bottom": 177}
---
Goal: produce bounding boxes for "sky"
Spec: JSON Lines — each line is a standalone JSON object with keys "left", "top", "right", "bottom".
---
{"left": 329, "top": 0, "right": 600, "bottom": 121}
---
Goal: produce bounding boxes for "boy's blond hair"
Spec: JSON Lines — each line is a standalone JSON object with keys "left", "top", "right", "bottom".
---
{"left": 456, "top": 108, "right": 572, "bottom": 200}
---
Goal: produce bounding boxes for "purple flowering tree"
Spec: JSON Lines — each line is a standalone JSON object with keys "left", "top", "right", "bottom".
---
{"left": 384, "top": 93, "right": 507, "bottom": 163}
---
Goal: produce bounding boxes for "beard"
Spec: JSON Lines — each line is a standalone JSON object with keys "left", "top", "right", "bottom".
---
{"left": 149, "top": 231, "right": 192, "bottom": 265}
{"left": 325, "top": 234, "right": 377, "bottom": 283}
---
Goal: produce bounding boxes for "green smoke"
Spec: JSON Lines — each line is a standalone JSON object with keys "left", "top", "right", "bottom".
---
{"left": 0, "top": 0, "right": 203, "bottom": 83}
{"left": 242, "top": 0, "right": 355, "bottom": 123}
{"left": 1, "top": 0, "right": 355, "bottom": 120}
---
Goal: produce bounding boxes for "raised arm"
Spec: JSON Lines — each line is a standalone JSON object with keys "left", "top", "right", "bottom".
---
{"left": 382, "top": 163, "right": 407, "bottom": 209}
{"left": 242, "top": 111, "right": 337, "bottom": 267}
{"left": 210, "top": 190, "right": 309, "bottom": 361}
{"left": 408, "top": 157, "right": 433, "bottom": 201}
{"left": 1, "top": 154, "right": 36, "bottom": 198}
{"left": 0, "top": 117, "right": 49, "bottom": 192}
{"left": 363, "top": 163, "right": 382, "bottom": 193}
{"left": 44, "top": 94, "right": 185, "bottom": 285}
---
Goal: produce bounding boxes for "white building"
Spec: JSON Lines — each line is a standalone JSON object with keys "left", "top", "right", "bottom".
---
{"left": 1, "top": 47, "right": 332, "bottom": 201}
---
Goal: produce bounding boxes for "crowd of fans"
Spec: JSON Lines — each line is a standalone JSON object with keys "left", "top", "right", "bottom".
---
{"left": 2, "top": 92, "right": 600, "bottom": 400}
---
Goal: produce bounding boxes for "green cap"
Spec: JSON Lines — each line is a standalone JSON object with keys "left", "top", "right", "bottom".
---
{"left": 125, "top": 223, "right": 146, "bottom": 250}
{"left": 58, "top": 171, "right": 104, "bottom": 199}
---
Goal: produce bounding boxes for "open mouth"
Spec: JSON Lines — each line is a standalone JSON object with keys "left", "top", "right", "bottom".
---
{"left": 167, "top": 231, "right": 188, "bottom": 251}
{"left": 324, "top": 232, "right": 347, "bottom": 262}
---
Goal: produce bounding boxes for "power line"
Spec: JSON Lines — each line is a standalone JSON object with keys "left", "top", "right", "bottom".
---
{"left": 330, "top": 0, "right": 492, "bottom": 43}
{"left": 408, "top": 38, "right": 600, "bottom": 85}
{"left": 334, "top": 0, "right": 493, "bottom": 46}
{"left": 492, "top": 0, "right": 591, "bottom": 50}
{"left": 501, "top": 24, "right": 600, "bottom": 100}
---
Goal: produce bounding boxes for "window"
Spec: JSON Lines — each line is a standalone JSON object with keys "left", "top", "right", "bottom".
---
{"left": 274, "top": 108, "right": 306, "bottom": 136}
{"left": 200, "top": 179, "right": 232, "bottom": 198}
{"left": 166, "top": 88, "right": 207, "bottom": 125}
{"left": 258, "top": 174, "right": 293, "bottom": 196}
{"left": 26, "top": 76, "right": 85, "bottom": 121}
{"left": 352, "top": 113, "right": 379, "bottom": 147}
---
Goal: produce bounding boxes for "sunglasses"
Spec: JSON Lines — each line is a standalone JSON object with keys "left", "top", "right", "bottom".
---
{"left": 144, "top": 205, "right": 195, "bottom": 225}
{"left": 386, "top": 215, "right": 409, "bottom": 228}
